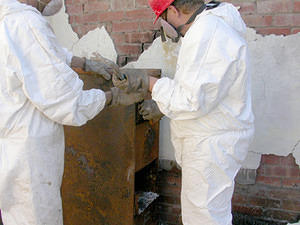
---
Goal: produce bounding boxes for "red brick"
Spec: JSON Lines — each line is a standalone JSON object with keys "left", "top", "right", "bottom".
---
{"left": 256, "top": 166, "right": 265, "bottom": 176}
{"left": 232, "top": 205, "right": 263, "bottom": 217}
{"left": 256, "top": 176, "right": 282, "bottom": 187}
{"left": 125, "top": 9, "right": 154, "bottom": 20}
{"left": 136, "top": 0, "right": 149, "bottom": 7}
{"left": 257, "top": 0, "right": 294, "bottom": 14}
{"left": 69, "top": 15, "right": 75, "bottom": 24}
{"left": 282, "top": 199, "right": 300, "bottom": 211}
{"left": 158, "top": 183, "right": 181, "bottom": 196}
{"left": 267, "top": 188, "right": 300, "bottom": 200}
{"left": 293, "top": 14, "right": 300, "bottom": 25}
{"left": 282, "top": 178, "right": 300, "bottom": 188}
{"left": 264, "top": 209, "right": 299, "bottom": 221}
{"left": 292, "top": 28, "right": 300, "bottom": 34}
{"left": 242, "top": 15, "right": 273, "bottom": 27}
{"left": 232, "top": 193, "right": 248, "bottom": 205}
{"left": 83, "top": 1, "right": 110, "bottom": 13}
{"left": 273, "top": 14, "right": 300, "bottom": 27}
{"left": 248, "top": 197, "right": 280, "bottom": 208}
{"left": 160, "top": 195, "right": 181, "bottom": 205}
{"left": 265, "top": 166, "right": 287, "bottom": 177}
{"left": 112, "top": 21, "right": 139, "bottom": 32}
{"left": 256, "top": 27, "right": 291, "bottom": 35}
{"left": 261, "top": 154, "right": 282, "bottom": 165}
{"left": 157, "top": 203, "right": 172, "bottom": 214}
{"left": 98, "top": 11, "right": 125, "bottom": 22}
{"left": 74, "top": 15, "right": 83, "bottom": 24}
{"left": 125, "top": 32, "right": 153, "bottom": 43}
{"left": 294, "top": 1, "right": 300, "bottom": 12}
{"left": 112, "top": 0, "right": 134, "bottom": 10}
{"left": 139, "top": 21, "right": 157, "bottom": 31}
{"left": 281, "top": 154, "right": 297, "bottom": 166}
{"left": 171, "top": 206, "right": 181, "bottom": 215}
{"left": 286, "top": 167, "right": 300, "bottom": 177}
{"left": 159, "top": 212, "right": 181, "bottom": 224}
{"left": 82, "top": 13, "right": 100, "bottom": 23}
{"left": 71, "top": 25, "right": 81, "bottom": 37}
{"left": 117, "top": 44, "right": 142, "bottom": 55}
{"left": 80, "top": 24, "right": 99, "bottom": 36}
{"left": 66, "top": 4, "right": 83, "bottom": 14}
{"left": 104, "top": 23, "right": 113, "bottom": 33}
{"left": 65, "top": 0, "right": 73, "bottom": 4}
{"left": 273, "top": 14, "right": 293, "bottom": 26}
{"left": 111, "top": 33, "right": 126, "bottom": 45}
{"left": 236, "top": 2, "right": 256, "bottom": 14}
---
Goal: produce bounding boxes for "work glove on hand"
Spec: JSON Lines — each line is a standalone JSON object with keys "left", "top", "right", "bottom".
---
{"left": 85, "top": 54, "right": 120, "bottom": 81}
{"left": 138, "top": 99, "right": 164, "bottom": 123}
{"left": 112, "top": 71, "right": 149, "bottom": 97}
{"left": 107, "top": 87, "right": 144, "bottom": 107}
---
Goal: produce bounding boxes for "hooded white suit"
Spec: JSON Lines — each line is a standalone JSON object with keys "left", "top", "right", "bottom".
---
{"left": 0, "top": 0, "right": 106, "bottom": 224}
{"left": 152, "top": 3, "right": 254, "bottom": 225}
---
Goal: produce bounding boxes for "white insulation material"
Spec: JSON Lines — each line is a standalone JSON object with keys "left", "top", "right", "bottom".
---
{"left": 48, "top": 6, "right": 300, "bottom": 169}
{"left": 47, "top": 2, "right": 117, "bottom": 62}
{"left": 246, "top": 30, "right": 300, "bottom": 166}
{"left": 72, "top": 27, "right": 117, "bottom": 62}
{"left": 46, "top": 4, "right": 78, "bottom": 50}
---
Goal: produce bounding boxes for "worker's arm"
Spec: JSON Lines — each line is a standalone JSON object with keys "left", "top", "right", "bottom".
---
{"left": 10, "top": 12, "right": 106, "bottom": 126}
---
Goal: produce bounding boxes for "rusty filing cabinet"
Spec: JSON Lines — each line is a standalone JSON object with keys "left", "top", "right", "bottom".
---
{"left": 62, "top": 69, "right": 161, "bottom": 225}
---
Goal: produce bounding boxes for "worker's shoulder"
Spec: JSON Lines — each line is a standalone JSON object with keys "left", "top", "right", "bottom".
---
{"left": 187, "top": 14, "right": 218, "bottom": 38}
{"left": 5, "top": 8, "right": 47, "bottom": 31}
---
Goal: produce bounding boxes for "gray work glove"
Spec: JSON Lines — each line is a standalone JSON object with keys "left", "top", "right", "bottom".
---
{"left": 85, "top": 54, "right": 121, "bottom": 80}
{"left": 108, "top": 87, "right": 144, "bottom": 106}
{"left": 112, "top": 71, "right": 149, "bottom": 97}
{"left": 138, "top": 99, "right": 164, "bottom": 123}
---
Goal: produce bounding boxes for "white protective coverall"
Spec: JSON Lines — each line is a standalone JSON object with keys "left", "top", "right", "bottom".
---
{"left": 152, "top": 3, "right": 254, "bottom": 225}
{"left": 0, "top": 0, "right": 106, "bottom": 224}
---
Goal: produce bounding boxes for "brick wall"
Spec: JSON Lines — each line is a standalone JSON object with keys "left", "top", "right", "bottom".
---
{"left": 233, "top": 154, "right": 300, "bottom": 224}
{"left": 157, "top": 166, "right": 182, "bottom": 225}
{"left": 66, "top": 0, "right": 158, "bottom": 66}
{"left": 231, "top": 0, "right": 300, "bottom": 35}
{"left": 157, "top": 154, "right": 300, "bottom": 225}
{"left": 65, "top": 0, "right": 300, "bottom": 66}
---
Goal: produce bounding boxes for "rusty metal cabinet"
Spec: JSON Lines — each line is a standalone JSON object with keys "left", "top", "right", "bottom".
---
{"left": 62, "top": 69, "right": 160, "bottom": 225}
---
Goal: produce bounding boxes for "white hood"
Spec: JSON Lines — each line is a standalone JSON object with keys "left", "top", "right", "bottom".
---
{"left": 204, "top": 2, "right": 246, "bottom": 36}
{"left": 0, "top": 0, "right": 38, "bottom": 21}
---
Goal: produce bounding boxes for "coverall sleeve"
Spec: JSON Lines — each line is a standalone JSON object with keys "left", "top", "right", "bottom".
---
{"left": 152, "top": 16, "right": 245, "bottom": 120}
{"left": 12, "top": 12, "right": 106, "bottom": 126}
{"left": 62, "top": 47, "right": 73, "bottom": 66}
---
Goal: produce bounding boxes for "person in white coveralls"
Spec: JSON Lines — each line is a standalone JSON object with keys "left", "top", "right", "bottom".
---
{"left": 113, "top": 0, "right": 255, "bottom": 224}
{"left": 0, "top": 0, "right": 143, "bottom": 224}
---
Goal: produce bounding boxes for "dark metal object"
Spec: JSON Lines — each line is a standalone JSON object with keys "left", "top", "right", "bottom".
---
{"left": 62, "top": 68, "right": 161, "bottom": 225}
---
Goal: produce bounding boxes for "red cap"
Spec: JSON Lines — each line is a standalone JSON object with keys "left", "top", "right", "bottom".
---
{"left": 148, "top": 0, "right": 175, "bottom": 24}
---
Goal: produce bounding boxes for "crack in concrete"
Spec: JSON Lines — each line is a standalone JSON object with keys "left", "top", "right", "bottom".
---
{"left": 292, "top": 139, "right": 300, "bottom": 152}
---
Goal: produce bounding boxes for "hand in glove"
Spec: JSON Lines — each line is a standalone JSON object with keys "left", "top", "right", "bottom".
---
{"left": 138, "top": 99, "right": 164, "bottom": 123}
{"left": 85, "top": 54, "right": 120, "bottom": 80}
{"left": 106, "top": 87, "right": 144, "bottom": 107}
{"left": 112, "top": 71, "right": 149, "bottom": 97}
